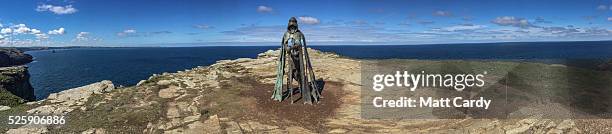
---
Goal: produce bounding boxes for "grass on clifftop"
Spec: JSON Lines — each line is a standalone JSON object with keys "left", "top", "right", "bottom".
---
{"left": 0, "top": 88, "right": 24, "bottom": 107}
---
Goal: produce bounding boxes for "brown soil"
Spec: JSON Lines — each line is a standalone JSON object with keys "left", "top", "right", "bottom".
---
{"left": 240, "top": 80, "right": 345, "bottom": 132}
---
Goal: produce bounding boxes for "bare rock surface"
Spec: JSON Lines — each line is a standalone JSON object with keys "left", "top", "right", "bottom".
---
{"left": 0, "top": 105, "right": 10, "bottom": 111}
{"left": 4, "top": 80, "right": 114, "bottom": 134}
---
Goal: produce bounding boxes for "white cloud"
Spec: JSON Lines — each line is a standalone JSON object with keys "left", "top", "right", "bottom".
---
{"left": 0, "top": 23, "right": 71, "bottom": 46}
{"left": 48, "top": 27, "right": 66, "bottom": 35}
{"left": 433, "top": 10, "right": 452, "bottom": 17}
{"left": 31, "top": 29, "right": 41, "bottom": 34}
{"left": 124, "top": 29, "right": 136, "bottom": 33}
{"left": 36, "top": 4, "right": 78, "bottom": 15}
{"left": 298, "top": 16, "right": 320, "bottom": 25}
{"left": 194, "top": 24, "right": 213, "bottom": 29}
{"left": 0, "top": 24, "right": 74, "bottom": 47}
{"left": 1, "top": 28, "right": 12, "bottom": 34}
{"left": 35, "top": 33, "right": 49, "bottom": 40}
{"left": 75, "top": 32, "right": 89, "bottom": 41}
{"left": 597, "top": 5, "right": 608, "bottom": 10}
{"left": 13, "top": 24, "right": 31, "bottom": 34}
{"left": 256, "top": 6, "right": 273, "bottom": 13}
{"left": 608, "top": 17, "right": 612, "bottom": 21}
{"left": 491, "top": 16, "right": 535, "bottom": 28}
{"left": 441, "top": 24, "right": 487, "bottom": 31}
{"left": 117, "top": 29, "right": 136, "bottom": 36}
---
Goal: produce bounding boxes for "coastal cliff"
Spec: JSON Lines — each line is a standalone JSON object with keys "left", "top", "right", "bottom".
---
{"left": 2, "top": 48, "right": 612, "bottom": 133}
{"left": 0, "top": 66, "right": 35, "bottom": 106}
{"left": 0, "top": 48, "right": 35, "bottom": 107}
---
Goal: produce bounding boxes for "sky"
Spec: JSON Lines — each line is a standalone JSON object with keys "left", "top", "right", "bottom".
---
{"left": 0, "top": 0, "right": 611, "bottom": 47}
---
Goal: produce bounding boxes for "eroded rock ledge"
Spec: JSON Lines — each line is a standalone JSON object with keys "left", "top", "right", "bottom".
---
{"left": 0, "top": 65, "right": 35, "bottom": 106}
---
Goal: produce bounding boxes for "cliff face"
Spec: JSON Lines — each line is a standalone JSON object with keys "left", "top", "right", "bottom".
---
{"left": 0, "top": 48, "right": 35, "bottom": 107}
{"left": 0, "top": 66, "right": 35, "bottom": 106}
{"left": 2, "top": 48, "right": 612, "bottom": 133}
{"left": 0, "top": 48, "right": 33, "bottom": 67}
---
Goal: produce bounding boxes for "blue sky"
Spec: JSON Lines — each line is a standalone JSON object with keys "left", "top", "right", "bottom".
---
{"left": 0, "top": 0, "right": 611, "bottom": 47}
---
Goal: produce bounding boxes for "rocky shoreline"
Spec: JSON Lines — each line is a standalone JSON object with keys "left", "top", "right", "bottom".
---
{"left": 1, "top": 48, "right": 612, "bottom": 133}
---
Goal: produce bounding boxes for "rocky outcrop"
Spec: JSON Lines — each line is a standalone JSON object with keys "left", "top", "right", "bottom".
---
{"left": 0, "top": 65, "right": 35, "bottom": 106}
{"left": 27, "top": 80, "right": 114, "bottom": 115}
{"left": 0, "top": 48, "right": 35, "bottom": 107}
{"left": 0, "top": 48, "right": 33, "bottom": 67}
{"left": 6, "top": 80, "right": 115, "bottom": 133}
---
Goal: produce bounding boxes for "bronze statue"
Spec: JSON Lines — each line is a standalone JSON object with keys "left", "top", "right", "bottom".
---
{"left": 272, "top": 17, "right": 321, "bottom": 104}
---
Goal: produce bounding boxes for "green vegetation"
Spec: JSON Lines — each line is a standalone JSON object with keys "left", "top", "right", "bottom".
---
{"left": 0, "top": 104, "right": 37, "bottom": 132}
{"left": 0, "top": 89, "right": 25, "bottom": 107}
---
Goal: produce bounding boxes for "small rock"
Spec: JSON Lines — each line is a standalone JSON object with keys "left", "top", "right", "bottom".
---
{"left": 285, "top": 126, "right": 313, "bottom": 133}
{"left": 157, "top": 80, "right": 172, "bottom": 86}
{"left": 202, "top": 115, "right": 222, "bottom": 133}
{"left": 328, "top": 128, "right": 349, "bottom": 133}
{"left": 81, "top": 128, "right": 106, "bottom": 134}
{"left": 0, "top": 105, "right": 10, "bottom": 111}
{"left": 239, "top": 122, "right": 253, "bottom": 133}
{"left": 136, "top": 80, "right": 147, "bottom": 86}
{"left": 159, "top": 86, "right": 180, "bottom": 98}
{"left": 183, "top": 115, "right": 200, "bottom": 123}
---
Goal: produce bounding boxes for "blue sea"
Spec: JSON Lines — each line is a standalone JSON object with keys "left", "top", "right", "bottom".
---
{"left": 26, "top": 41, "right": 612, "bottom": 99}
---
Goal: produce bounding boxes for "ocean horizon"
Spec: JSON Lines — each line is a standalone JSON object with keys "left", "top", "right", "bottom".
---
{"left": 26, "top": 41, "right": 612, "bottom": 99}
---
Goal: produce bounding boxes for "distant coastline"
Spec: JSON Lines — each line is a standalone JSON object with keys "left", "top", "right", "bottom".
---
{"left": 6, "top": 46, "right": 120, "bottom": 52}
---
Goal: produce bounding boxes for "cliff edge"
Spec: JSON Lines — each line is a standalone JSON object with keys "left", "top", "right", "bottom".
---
{"left": 0, "top": 66, "right": 35, "bottom": 106}
{"left": 0, "top": 48, "right": 35, "bottom": 107}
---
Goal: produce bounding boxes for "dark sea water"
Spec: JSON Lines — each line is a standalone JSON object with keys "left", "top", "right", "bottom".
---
{"left": 26, "top": 41, "right": 612, "bottom": 99}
